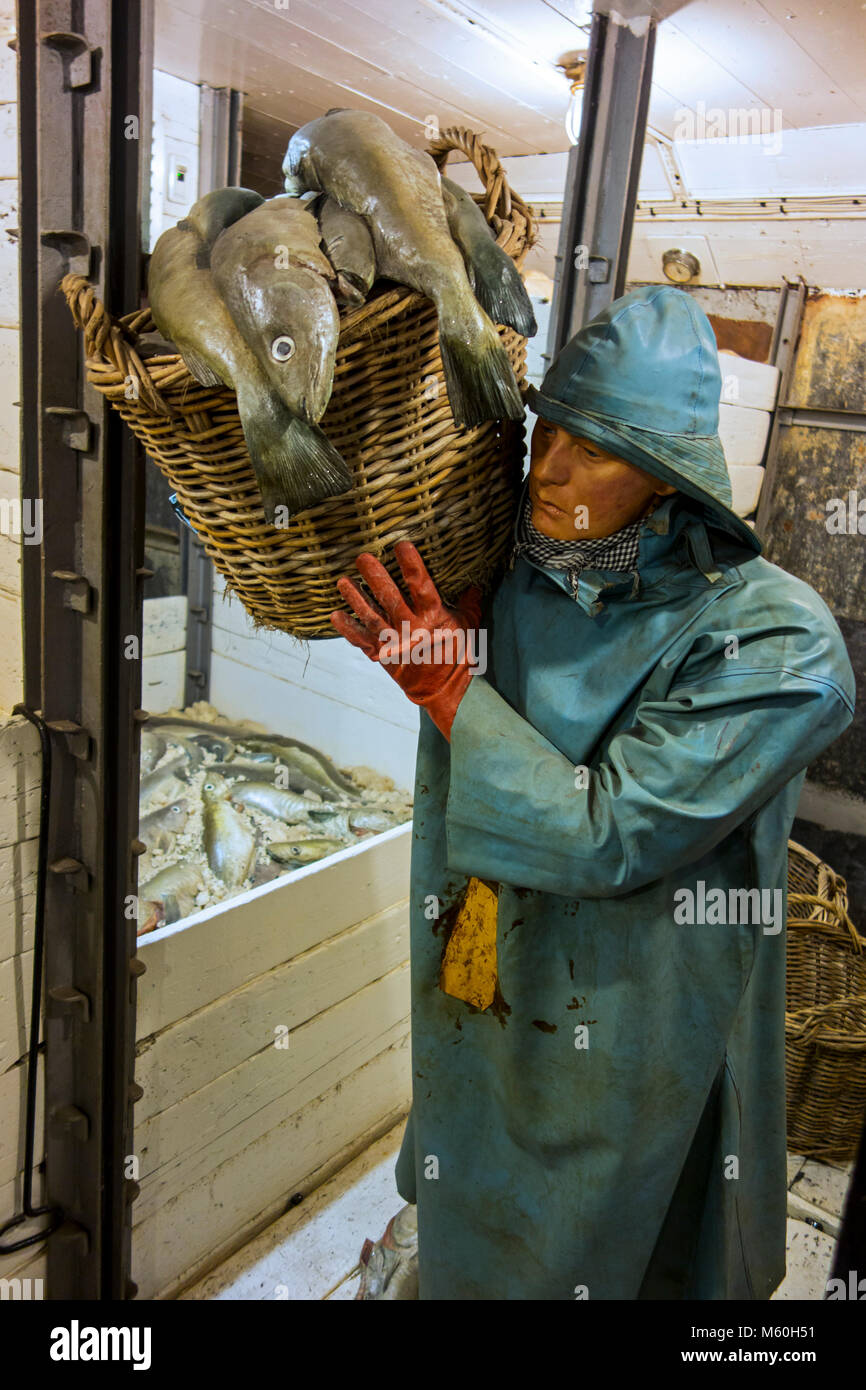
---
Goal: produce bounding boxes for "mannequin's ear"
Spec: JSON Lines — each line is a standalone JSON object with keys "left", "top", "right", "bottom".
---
{"left": 654, "top": 481, "right": 678, "bottom": 497}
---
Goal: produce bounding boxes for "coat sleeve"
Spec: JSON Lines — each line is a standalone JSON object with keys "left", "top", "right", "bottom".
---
{"left": 444, "top": 647, "right": 855, "bottom": 899}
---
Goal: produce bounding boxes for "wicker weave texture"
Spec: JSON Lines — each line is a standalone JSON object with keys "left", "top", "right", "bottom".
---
{"left": 786, "top": 840, "right": 866, "bottom": 1161}
{"left": 62, "top": 128, "right": 536, "bottom": 639}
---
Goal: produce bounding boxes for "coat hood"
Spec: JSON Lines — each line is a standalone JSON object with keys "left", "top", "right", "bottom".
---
{"left": 526, "top": 285, "right": 761, "bottom": 556}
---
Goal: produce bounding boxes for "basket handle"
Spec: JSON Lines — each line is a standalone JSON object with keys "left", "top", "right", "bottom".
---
{"left": 787, "top": 890, "right": 865, "bottom": 954}
{"left": 427, "top": 125, "right": 536, "bottom": 255}
{"left": 60, "top": 272, "right": 171, "bottom": 416}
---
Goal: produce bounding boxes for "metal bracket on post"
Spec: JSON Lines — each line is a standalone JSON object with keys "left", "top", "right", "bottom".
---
{"left": 755, "top": 277, "right": 808, "bottom": 540}
{"left": 41, "top": 31, "right": 97, "bottom": 90}
{"left": 183, "top": 535, "right": 213, "bottom": 706}
{"left": 40, "top": 230, "right": 93, "bottom": 278}
{"left": 23, "top": 0, "right": 147, "bottom": 1301}
{"left": 45, "top": 407, "right": 93, "bottom": 452}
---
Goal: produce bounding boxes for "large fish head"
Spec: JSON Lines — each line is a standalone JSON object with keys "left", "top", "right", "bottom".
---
{"left": 239, "top": 262, "right": 340, "bottom": 425}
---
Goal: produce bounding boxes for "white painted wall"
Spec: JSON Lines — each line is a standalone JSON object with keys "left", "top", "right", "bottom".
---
{"left": 209, "top": 573, "right": 419, "bottom": 792}
{"left": 148, "top": 69, "right": 201, "bottom": 252}
{"left": 142, "top": 595, "right": 188, "bottom": 712}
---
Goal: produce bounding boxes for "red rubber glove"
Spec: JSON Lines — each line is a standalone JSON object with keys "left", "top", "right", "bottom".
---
{"left": 329, "top": 541, "right": 482, "bottom": 741}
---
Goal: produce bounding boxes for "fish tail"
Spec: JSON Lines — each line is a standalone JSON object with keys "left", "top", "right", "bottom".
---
{"left": 242, "top": 411, "right": 353, "bottom": 524}
{"left": 471, "top": 251, "right": 538, "bottom": 338}
{"left": 438, "top": 314, "right": 524, "bottom": 428}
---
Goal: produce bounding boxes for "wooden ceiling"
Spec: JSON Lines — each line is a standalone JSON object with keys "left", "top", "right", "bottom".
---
{"left": 155, "top": 0, "right": 866, "bottom": 193}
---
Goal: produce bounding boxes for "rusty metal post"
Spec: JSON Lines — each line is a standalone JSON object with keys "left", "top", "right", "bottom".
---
{"left": 18, "top": 0, "right": 150, "bottom": 1298}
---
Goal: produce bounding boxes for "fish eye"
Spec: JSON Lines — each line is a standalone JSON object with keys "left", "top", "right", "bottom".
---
{"left": 271, "top": 334, "right": 296, "bottom": 362}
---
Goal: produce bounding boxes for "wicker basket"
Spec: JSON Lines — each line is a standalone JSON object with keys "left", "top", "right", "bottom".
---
{"left": 61, "top": 128, "right": 535, "bottom": 639}
{"left": 786, "top": 839, "right": 866, "bottom": 1161}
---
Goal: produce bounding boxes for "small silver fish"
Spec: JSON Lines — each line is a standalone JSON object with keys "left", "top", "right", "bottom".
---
{"left": 230, "top": 782, "right": 335, "bottom": 822}
{"left": 140, "top": 730, "right": 166, "bottom": 774}
{"left": 267, "top": 837, "right": 347, "bottom": 866}
{"left": 139, "top": 799, "right": 189, "bottom": 853}
{"left": 188, "top": 732, "right": 235, "bottom": 760}
{"left": 140, "top": 754, "right": 189, "bottom": 801}
{"left": 201, "top": 772, "right": 233, "bottom": 803}
{"left": 348, "top": 808, "right": 397, "bottom": 833}
{"left": 205, "top": 760, "right": 281, "bottom": 782}
{"left": 242, "top": 739, "right": 359, "bottom": 798}
{"left": 203, "top": 798, "right": 256, "bottom": 887}
{"left": 165, "top": 734, "right": 205, "bottom": 768}
{"left": 138, "top": 861, "right": 204, "bottom": 931}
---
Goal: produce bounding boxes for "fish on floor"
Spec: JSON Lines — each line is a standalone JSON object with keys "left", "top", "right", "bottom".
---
{"left": 282, "top": 108, "right": 524, "bottom": 429}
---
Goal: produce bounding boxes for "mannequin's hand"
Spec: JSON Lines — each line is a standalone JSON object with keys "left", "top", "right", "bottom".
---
{"left": 330, "top": 542, "right": 482, "bottom": 740}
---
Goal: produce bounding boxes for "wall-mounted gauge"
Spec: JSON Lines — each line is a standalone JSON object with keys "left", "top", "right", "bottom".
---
{"left": 662, "top": 248, "right": 701, "bottom": 284}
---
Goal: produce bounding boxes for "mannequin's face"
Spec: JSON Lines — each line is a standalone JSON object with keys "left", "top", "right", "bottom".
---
{"left": 528, "top": 416, "right": 677, "bottom": 540}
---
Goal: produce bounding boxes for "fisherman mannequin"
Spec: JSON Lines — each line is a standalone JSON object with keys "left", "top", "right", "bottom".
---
{"left": 330, "top": 285, "right": 855, "bottom": 1301}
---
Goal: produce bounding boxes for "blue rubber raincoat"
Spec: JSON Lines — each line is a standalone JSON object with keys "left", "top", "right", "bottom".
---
{"left": 394, "top": 288, "right": 855, "bottom": 1300}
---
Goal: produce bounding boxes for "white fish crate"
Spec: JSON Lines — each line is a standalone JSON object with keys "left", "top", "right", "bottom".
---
{"left": 131, "top": 819, "right": 412, "bottom": 1298}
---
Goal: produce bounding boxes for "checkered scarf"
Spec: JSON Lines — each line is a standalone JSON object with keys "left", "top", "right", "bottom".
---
{"left": 513, "top": 491, "right": 643, "bottom": 599}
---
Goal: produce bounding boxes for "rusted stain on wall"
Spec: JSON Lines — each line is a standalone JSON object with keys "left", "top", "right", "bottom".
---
{"left": 763, "top": 426, "right": 866, "bottom": 623}
{"left": 807, "top": 617, "right": 866, "bottom": 800}
{"left": 787, "top": 293, "right": 866, "bottom": 412}
{"left": 707, "top": 314, "right": 772, "bottom": 363}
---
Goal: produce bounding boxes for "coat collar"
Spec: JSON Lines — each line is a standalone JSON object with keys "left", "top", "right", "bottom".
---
{"left": 508, "top": 476, "right": 727, "bottom": 617}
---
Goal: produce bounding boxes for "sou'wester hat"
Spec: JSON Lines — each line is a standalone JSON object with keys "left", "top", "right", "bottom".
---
{"left": 526, "top": 284, "right": 761, "bottom": 555}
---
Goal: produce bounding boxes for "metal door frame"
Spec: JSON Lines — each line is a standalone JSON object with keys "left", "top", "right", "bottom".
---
{"left": 18, "top": 0, "right": 150, "bottom": 1299}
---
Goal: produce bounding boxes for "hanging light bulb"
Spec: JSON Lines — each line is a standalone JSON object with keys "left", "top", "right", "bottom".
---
{"left": 565, "top": 83, "right": 584, "bottom": 145}
{"left": 557, "top": 52, "right": 587, "bottom": 146}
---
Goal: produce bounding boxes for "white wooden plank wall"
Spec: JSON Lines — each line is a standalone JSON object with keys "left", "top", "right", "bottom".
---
{"left": 209, "top": 575, "right": 419, "bottom": 790}
{"left": 0, "top": 716, "right": 47, "bottom": 1289}
{"left": 142, "top": 595, "right": 188, "bottom": 713}
{"left": 148, "top": 69, "right": 201, "bottom": 252}
{"left": 131, "top": 824, "right": 413, "bottom": 1298}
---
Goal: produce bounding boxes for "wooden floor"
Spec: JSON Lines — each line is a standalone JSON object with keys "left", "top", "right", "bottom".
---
{"left": 181, "top": 1120, "right": 854, "bottom": 1301}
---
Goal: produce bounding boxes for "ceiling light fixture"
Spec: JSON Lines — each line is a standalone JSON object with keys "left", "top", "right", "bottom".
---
{"left": 557, "top": 51, "right": 588, "bottom": 146}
